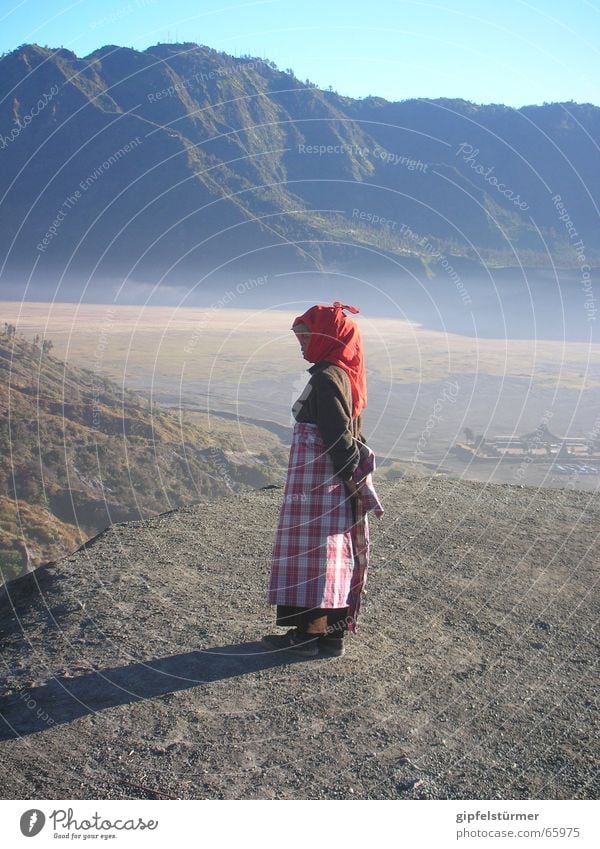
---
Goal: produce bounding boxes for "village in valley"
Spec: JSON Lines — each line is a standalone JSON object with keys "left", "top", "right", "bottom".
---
{"left": 453, "top": 423, "right": 600, "bottom": 475}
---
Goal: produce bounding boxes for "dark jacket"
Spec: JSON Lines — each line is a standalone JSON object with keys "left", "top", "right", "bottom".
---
{"left": 292, "top": 360, "right": 366, "bottom": 479}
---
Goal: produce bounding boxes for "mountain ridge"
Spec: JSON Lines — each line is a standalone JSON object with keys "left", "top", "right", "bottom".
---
{"left": 1, "top": 42, "right": 598, "bottom": 303}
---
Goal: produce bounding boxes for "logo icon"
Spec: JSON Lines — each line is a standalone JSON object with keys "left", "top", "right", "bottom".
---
{"left": 20, "top": 810, "right": 45, "bottom": 837}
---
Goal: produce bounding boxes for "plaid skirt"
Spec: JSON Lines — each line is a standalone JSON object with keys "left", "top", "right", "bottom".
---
{"left": 267, "top": 421, "right": 383, "bottom": 632}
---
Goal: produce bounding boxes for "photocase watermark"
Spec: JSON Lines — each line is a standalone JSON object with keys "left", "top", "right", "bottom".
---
{"left": 147, "top": 58, "right": 269, "bottom": 102}
{"left": 298, "top": 142, "right": 367, "bottom": 157}
{"left": 181, "top": 274, "right": 270, "bottom": 492}
{"left": 551, "top": 193, "right": 596, "bottom": 322}
{"left": 79, "top": 135, "right": 143, "bottom": 191}
{"left": 399, "top": 223, "right": 473, "bottom": 307}
{"left": 203, "top": 447, "right": 239, "bottom": 492}
{"left": 351, "top": 207, "right": 398, "bottom": 231}
{"left": 456, "top": 811, "right": 540, "bottom": 825}
{"left": 20, "top": 810, "right": 46, "bottom": 837}
{"left": 36, "top": 189, "right": 81, "bottom": 253}
{"left": 37, "top": 136, "right": 143, "bottom": 252}
{"left": 15, "top": 687, "right": 56, "bottom": 728}
{"left": 325, "top": 614, "right": 355, "bottom": 635}
{"left": 413, "top": 379, "right": 460, "bottom": 461}
{"left": 183, "top": 274, "right": 269, "bottom": 356}
{"left": 1, "top": 84, "right": 59, "bottom": 150}
{"left": 20, "top": 806, "right": 159, "bottom": 838}
{"left": 372, "top": 149, "right": 428, "bottom": 171}
{"left": 297, "top": 143, "right": 428, "bottom": 172}
{"left": 588, "top": 414, "right": 600, "bottom": 446}
{"left": 455, "top": 143, "right": 529, "bottom": 211}
{"left": 90, "top": 0, "right": 158, "bottom": 29}
{"left": 90, "top": 307, "right": 117, "bottom": 431}
{"left": 283, "top": 491, "right": 309, "bottom": 503}
{"left": 48, "top": 807, "right": 158, "bottom": 833}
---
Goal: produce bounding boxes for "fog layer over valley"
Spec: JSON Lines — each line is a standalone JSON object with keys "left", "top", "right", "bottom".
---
{"left": 3, "top": 291, "right": 597, "bottom": 492}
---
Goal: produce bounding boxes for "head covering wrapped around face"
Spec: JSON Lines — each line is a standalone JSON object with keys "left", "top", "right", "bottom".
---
{"left": 291, "top": 300, "right": 367, "bottom": 418}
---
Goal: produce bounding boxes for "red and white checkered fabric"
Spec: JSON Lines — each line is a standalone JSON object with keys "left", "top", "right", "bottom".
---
{"left": 268, "top": 422, "right": 383, "bottom": 630}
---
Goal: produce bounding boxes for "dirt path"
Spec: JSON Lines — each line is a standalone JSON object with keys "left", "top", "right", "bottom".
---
{"left": 0, "top": 476, "right": 598, "bottom": 800}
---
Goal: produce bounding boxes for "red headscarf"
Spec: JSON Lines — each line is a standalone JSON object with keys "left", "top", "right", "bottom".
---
{"left": 292, "top": 300, "right": 367, "bottom": 418}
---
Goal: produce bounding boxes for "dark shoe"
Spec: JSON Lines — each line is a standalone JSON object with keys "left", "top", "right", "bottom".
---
{"left": 261, "top": 628, "right": 319, "bottom": 657}
{"left": 318, "top": 635, "right": 346, "bottom": 657}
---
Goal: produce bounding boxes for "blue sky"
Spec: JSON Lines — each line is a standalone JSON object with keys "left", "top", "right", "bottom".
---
{"left": 1, "top": 0, "right": 599, "bottom": 106}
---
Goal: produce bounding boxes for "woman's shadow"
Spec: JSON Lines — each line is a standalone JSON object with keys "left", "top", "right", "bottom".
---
{"left": 0, "top": 641, "right": 318, "bottom": 741}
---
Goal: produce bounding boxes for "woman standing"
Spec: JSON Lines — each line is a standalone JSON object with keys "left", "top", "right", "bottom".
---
{"left": 263, "top": 300, "right": 383, "bottom": 658}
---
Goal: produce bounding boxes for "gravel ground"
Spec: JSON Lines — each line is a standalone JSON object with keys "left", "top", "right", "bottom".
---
{"left": 0, "top": 475, "right": 598, "bottom": 800}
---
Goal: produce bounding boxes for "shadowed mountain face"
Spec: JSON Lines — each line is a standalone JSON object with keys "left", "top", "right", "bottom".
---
{"left": 0, "top": 42, "right": 598, "bottom": 304}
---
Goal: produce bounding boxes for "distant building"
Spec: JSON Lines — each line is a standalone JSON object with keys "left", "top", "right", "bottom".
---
{"left": 453, "top": 421, "right": 600, "bottom": 465}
